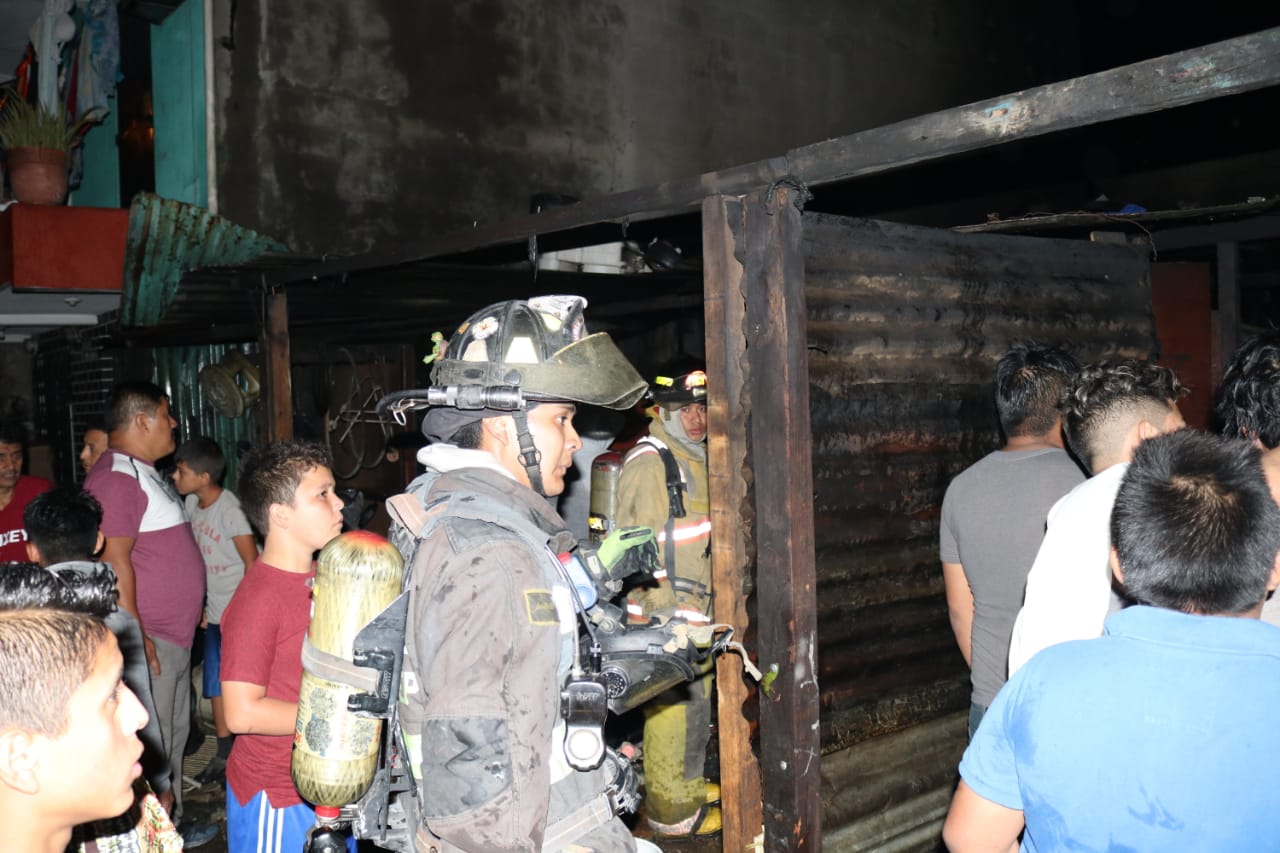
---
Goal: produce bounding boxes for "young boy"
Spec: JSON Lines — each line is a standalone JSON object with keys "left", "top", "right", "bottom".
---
{"left": 0, "top": 606, "right": 150, "bottom": 853}
{"left": 22, "top": 490, "right": 179, "bottom": 818}
{"left": 172, "top": 437, "right": 258, "bottom": 785}
{"left": 79, "top": 418, "right": 109, "bottom": 476}
{"left": 220, "top": 441, "right": 345, "bottom": 852}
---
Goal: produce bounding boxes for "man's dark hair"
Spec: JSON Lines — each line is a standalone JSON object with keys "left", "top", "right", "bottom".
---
{"left": 993, "top": 343, "right": 1080, "bottom": 438}
{"left": 0, "top": 607, "right": 112, "bottom": 736}
{"left": 175, "top": 436, "right": 227, "bottom": 484}
{"left": 103, "top": 381, "right": 167, "bottom": 433}
{"left": 1061, "top": 359, "right": 1188, "bottom": 472}
{"left": 0, "top": 561, "right": 117, "bottom": 619}
{"left": 84, "top": 415, "right": 107, "bottom": 435}
{"left": 1216, "top": 331, "right": 1280, "bottom": 450}
{"left": 0, "top": 419, "right": 27, "bottom": 447}
{"left": 451, "top": 420, "right": 485, "bottom": 450}
{"left": 238, "top": 440, "right": 332, "bottom": 535}
{"left": 1112, "top": 430, "right": 1280, "bottom": 615}
{"left": 0, "top": 561, "right": 118, "bottom": 741}
{"left": 23, "top": 489, "right": 103, "bottom": 565}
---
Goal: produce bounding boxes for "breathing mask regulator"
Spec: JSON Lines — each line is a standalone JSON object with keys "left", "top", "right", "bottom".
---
{"left": 553, "top": 525, "right": 734, "bottom": 772}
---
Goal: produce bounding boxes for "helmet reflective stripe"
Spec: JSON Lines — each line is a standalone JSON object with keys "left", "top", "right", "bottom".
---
{"left": 655, "top": 371, "right": 707, "bottom": 393}
{"left": 651, "top": 369, "right": 708, "bottom": 408}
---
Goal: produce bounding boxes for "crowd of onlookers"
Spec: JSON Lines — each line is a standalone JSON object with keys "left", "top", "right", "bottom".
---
{"left": 8, "top": 327, "right": 1280, "bottom": 852}
{"left": 941, "top": 332, "right": 1280, "bottom": 851}
{"left": 0, "top": 381, "right": 340, "bottom": 851}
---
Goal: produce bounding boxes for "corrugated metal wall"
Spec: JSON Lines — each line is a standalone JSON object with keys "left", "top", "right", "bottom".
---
{"left": 803, "top": 214, "right": 1153, "bottom": 851}
{"left": 154, "top": 344, "right": 260, "bottom": 490}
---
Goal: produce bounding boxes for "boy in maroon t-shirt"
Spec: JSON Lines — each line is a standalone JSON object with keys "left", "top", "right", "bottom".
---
{"left": 219, "top": 441, "right": 345, "bottom": 851}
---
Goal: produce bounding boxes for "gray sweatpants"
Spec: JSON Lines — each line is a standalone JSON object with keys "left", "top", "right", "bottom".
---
{"left": 150, "top": 635, "right": 193, "bottom": 824}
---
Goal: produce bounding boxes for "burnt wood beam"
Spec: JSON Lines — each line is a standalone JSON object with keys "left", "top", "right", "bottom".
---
{"left": 263, "top": 27, "right": 1280, "bottom": 285}
{"left": 744, "top": 186, "right": 822, "bottom": 850}
{"left": 262, "top": 291, "right": 294, "bottom": 441}
{"left": 703, "top": 194, "right": 765, "bottom": 852}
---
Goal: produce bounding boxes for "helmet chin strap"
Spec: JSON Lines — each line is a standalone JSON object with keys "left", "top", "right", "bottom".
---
{"left": 510, "top": 408, "right": 546, "bottom": 496}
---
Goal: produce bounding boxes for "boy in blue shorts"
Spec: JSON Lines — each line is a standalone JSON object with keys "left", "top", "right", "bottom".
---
{"left": 173, "top": 437, "right": 257, "bottom": 787}
{"left": 219, "top": 441, "right": 347, "bottom": 852}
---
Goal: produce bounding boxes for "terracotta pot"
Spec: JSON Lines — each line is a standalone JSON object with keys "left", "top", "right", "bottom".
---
{"left": 6, "top": 147, "right": 69, "bottom": 205}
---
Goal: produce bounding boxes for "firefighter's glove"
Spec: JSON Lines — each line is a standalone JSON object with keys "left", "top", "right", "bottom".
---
{"left": 586, "top": 526, "right": 661, "bottom": 596}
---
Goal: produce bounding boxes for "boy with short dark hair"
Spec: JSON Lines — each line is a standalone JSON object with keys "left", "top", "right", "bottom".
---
{"left": 0, "top": 605, "right": 150, "bottom": 853}
{"left": 80, "top": 417, "right": 109, "bottom": 476}
{"left": 220, "top": 441, "right": 345, "bottom": 852}
{"left": 172, "top": 437, "right": 257, "bottom": 785}
{"left": 22, "top": 489, "right": 177, "bottom": 817}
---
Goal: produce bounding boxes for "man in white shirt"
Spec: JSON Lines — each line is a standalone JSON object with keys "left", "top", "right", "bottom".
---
{"left": 1008, "top": 359, "right": 1186, "bottom": 675}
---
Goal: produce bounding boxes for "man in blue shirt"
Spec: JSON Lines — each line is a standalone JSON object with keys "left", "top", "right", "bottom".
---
{"left": 944, "top": 429, "right": 1280, "bottom": 853}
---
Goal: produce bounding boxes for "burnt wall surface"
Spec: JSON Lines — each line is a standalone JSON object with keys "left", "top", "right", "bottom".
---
{"left": 212, "top": 1, "right": 1077, "bottom": 254}
{"left": 802, "top": 214, "right": 1152, "bottom": 850}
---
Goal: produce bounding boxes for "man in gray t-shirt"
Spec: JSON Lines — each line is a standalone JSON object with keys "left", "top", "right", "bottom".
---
{"left": 940, "top": 343, "right": 1083, "bottom": 738}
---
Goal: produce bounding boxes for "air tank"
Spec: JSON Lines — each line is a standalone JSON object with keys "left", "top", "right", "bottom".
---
{"left": 588, "top": 450, "right": 624, "bottom": 545}
{"left": 292, "top": 530, "right": 404, "bottom": 808}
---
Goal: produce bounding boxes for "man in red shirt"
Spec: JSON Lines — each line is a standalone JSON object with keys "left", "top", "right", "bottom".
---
{"left": 0, "top": 422, "right": 53, "bottom": 563}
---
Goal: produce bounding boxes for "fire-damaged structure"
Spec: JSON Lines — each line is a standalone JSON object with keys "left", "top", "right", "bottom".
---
{"left": 83, "top": 25, "right": 1280, "bottom": 852}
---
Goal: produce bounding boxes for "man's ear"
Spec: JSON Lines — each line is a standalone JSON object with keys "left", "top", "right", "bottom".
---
{"left": 1268, "top": 551, "right": 1280, "bottom": 594}
{"left": 1109, "top": 547, "right": 1125, "bottom": 587}
{"left": 94, "top": 531, "right": 105, "bottom": 558}
{"left": 0, "top": 728, "right": 42, "bottom": 796}
{"left": 267, "top": 501, "right": 290, "bottom": 532}
{"left": 481, "top": 416, "right": 514, "bottom": 450}
{"left": 1114, "top": 420, "right": 1148, "bottom": 465}
{"left": 24, "top": 542, "right": 40, "bottom": 564}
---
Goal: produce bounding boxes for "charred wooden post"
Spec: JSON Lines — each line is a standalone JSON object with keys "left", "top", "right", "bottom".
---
{"left": 744, "top": 185, "right": 822, "bottom": 850}
{"left": 263, "top": 290, "right": 294, "bottom": 441}
{"left": 703, "top": 194, "right": 765, "bottom": 852}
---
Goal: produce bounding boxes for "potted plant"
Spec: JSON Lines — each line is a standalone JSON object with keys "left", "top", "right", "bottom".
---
{"left": 0, "top": 87, "right": 100, "bottom": 205}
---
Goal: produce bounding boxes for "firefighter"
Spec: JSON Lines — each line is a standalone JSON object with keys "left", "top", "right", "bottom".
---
{"left": 389, "top": 296, "right": 652, "bottom": 852}
{"left": 614, "top": 366, "right": 720, "bottom": 839}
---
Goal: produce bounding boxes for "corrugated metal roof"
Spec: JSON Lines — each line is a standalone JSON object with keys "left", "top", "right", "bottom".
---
{"left": 121, "top": 192, "right": 289, "bottom": 327}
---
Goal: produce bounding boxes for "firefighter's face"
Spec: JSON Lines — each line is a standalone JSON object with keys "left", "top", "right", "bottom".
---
{"left": 677, "top": 403, "right": 708, "bottom": 443}
{"left": 524, "top": 403, "right": 582, "bottom": 497}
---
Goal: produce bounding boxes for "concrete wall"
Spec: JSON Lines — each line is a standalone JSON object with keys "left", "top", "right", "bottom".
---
{"left": 212, "top": 1, "right": 1078, "bottom": 254}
